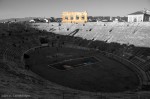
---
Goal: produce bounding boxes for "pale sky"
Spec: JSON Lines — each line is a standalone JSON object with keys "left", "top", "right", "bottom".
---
{"left": 0, "top": 0, "right": 150, "bottom": 19}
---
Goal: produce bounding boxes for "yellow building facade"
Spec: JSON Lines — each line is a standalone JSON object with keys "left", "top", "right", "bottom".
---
{"left": 62, "top": 11, "right": 88, "bottom": 23}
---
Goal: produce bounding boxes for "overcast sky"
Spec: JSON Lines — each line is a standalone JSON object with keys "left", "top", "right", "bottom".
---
{"left": 0, "top": 0, "right": 150, "bottom": 19}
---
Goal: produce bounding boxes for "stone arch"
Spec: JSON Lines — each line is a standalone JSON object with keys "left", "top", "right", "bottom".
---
{"left": 133, "top": 18, "right": 137, "bottom": 22}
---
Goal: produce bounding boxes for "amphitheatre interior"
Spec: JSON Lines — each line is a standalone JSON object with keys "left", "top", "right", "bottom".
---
{"left": 0, "top": 22, "right": 150, "bottom": 98}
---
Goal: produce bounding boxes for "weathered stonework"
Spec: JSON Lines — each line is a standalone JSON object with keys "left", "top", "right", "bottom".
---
{"left": 62, "top": 11, "right": 88, "bottom": 23}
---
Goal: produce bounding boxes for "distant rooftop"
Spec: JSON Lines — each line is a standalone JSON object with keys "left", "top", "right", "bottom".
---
{"left": 128, "top": 10, "right": 150, "bottom": 15}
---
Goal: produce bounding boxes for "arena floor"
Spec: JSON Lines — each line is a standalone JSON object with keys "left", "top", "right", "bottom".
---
{"left": 25, "top": 46, "right": 139, "bottom": 92}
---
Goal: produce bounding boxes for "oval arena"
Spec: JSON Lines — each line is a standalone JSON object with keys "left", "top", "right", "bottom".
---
{"left": 0, "top": 22, "right": 150, "bottom": 98}
{"left": 24, "top": 45, "right": 140, "bottom": 92}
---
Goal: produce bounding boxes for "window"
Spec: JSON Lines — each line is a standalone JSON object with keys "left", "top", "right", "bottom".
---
{"left": 81, "top": 15, "right": 85, "bottom": 20}
{"left": 76, "top": 15, "right": 79, "bottom": 20}
{"left": 133, "top": 18, "right": 137, "bottom": 22}
{"left": 70, "top": 16, "right": 74, "bottom": 20}
{"left": 65, "top": 16, "right": 68, "bottom": 20}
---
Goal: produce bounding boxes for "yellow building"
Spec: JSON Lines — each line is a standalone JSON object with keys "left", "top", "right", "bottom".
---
{"left": 62, "top": 11, "right": 88, "bottom": 23}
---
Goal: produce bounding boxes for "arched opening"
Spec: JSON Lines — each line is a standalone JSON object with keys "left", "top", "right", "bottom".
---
{"left": 81, "top": 15, "right": 85, "bottom": 20}
{"left": 70, "top": 16, "right": 74, "bottom": 20}
{"left": 65, "top": 16, "right": 68, "bottom": 20}
{"left": 76, "top": 15, "right": 79, "bottom": 20}
{"left": 134, "top": 18, "right": 137, "bottom": 22}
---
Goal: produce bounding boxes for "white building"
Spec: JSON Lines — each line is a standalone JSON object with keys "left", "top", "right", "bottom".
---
{"left": 29, "top": 19, "right": 35, "bottom": 23}
{"left": 44, "top": 19, "right": 49, "bottom": 23}
{"left": 128, "top": 11, "right": 150, "bottom": 22}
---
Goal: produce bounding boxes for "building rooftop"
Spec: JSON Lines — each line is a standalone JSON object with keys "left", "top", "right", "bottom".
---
{"left": 128, "top": 11, "right": 150, "bottom": 15}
